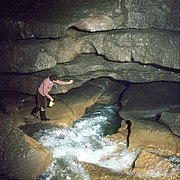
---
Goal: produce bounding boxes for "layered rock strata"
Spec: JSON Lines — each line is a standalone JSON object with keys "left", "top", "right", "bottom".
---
{"left": 0, "top": 0, "right": 179, "bottom": 179}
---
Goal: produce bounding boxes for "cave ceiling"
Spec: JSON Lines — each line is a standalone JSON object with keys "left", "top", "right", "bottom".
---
{"left": 0, "top": 0, "right": 179, "bottom": 94}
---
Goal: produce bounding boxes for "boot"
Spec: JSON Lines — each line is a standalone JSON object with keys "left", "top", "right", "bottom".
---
{"left": 40, "top": 111, "right": 50, "bottom": 121}
{"left": 31, "top": 106, "right": 39, "bottom": 118}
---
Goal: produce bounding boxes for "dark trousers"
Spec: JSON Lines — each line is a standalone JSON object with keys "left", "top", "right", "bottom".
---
{"left": 31, "top": 91, "right": 49, "bottom": 120}
{"left": 37, "top": 91, "right": 46, "bottom": 110}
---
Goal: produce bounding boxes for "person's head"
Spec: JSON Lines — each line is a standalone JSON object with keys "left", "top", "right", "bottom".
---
{"left": 49, "top": 74, "right": 58, "bottom": 82}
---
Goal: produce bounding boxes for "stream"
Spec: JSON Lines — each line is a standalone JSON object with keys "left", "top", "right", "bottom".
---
{"left": 32, "top": 104, "right": 141, "bottom": 179}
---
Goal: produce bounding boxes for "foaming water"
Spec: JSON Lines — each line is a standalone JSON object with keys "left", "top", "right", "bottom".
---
{"left": 33, "top": 104, "right": 139, "bottom": 179}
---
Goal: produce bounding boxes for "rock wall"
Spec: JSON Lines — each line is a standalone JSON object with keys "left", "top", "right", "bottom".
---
{"left": 0, "top": 0, "right": 179, "bottom": 179}
{"left": 0, "top": 0, "right": 179, "bottom": 94}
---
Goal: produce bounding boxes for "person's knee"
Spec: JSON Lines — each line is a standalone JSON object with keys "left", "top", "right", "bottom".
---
{"left": 40, "top": 107, "right": 45, "bottom": 111}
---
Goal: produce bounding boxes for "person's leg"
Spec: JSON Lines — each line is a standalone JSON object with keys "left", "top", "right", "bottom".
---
{"left": 31, "top": 105, "right": 39, "bottom": 118}
{"left": 40, "top": 109, "right": 50, "bottom": 121}
{"left": 31, "top": 94, "right": 39, "bottom": 118}
{"left": 38, "top": 92, "right": 50, "bottom": 121}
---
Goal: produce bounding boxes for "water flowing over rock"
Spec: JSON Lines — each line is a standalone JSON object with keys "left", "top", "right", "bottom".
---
{"left": 0, "top": 0, "right": 179, "bottom": 179}
{"left": 132, "top": 151, "right": 179, "bottom": 179}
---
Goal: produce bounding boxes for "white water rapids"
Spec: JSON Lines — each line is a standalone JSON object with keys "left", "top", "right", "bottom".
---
{"left": 33, "top": 104, "right": 138, "bottom": 179}
{"left": 32, "top": 104, "right": 180, "bottom": 180}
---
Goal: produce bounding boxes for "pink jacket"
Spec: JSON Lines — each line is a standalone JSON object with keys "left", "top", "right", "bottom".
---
{"left": 38, "top": 77, "right": 70, "bottom": 100}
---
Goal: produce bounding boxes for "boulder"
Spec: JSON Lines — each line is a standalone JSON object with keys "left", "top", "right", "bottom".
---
{"left": 0, "top": 113, "right": 53, "bottom": 179}
{"left": 116, "top": 119, "right": 180, "bottom": 156}
{"left": 132, "top": 150, "right": 180, "bottom": 179}
{"left": 107, "top": 118, "right": 180, "bottom": 178}
{"left": 160, "top": 111, "right": 180, "bottom": 137}
{"left": 119, "top": 82, "right": 180, "bottom": 120}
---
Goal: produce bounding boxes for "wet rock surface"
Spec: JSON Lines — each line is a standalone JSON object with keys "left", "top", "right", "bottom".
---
{"left": 0, "top": 0, "right": 179, "bottom": 179}
{"left": 0, "top": 78, "right": 180, "bottom": 179}
{"left": 0, "top": 113, "right": 53, "bottom": 179}
{"left": 0, "top": 78, "right": 126, "bottom": 178}
{"left": 121, "top": 119, "right": 180, "bottom": 156}
{"left": 132, "top": 150, "right": 179, "bottom": 179}
{"left": 108, "top": 118, "right": 180, "bottom": 179}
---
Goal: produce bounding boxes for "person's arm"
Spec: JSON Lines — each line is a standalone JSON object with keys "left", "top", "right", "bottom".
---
{"left": 54, "top": 79, "right": 74, "bottom": 85}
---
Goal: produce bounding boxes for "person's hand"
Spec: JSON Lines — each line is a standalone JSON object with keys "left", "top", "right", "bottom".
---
{"left": 49, "top": 100, "right": 55, "bottom": 107}
{"left": 69, "top": 80, "right": 74, "bottom": 84}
